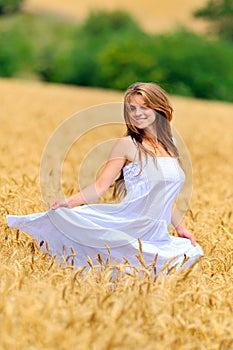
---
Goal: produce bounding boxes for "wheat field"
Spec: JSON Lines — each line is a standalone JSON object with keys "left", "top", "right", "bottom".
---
{"left": 0, "top": 78, "right": 233, "bottom": 349}
{"left": 24, "top": 0, "right": 208, "bottom": 33}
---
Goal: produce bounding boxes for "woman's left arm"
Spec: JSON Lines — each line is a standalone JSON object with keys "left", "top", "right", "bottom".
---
{"left": 171, "top": 202, "right": 196, "bottom": 246}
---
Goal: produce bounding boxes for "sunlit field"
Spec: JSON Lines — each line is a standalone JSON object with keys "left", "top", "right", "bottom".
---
{"left": 24, "top": 0, "right": 207, "bottom": 33}
{"left": 0, "top": 78, "right": 232, "bottom": 349}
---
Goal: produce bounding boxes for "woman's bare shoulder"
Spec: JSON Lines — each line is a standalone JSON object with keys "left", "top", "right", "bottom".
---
{"left": 109, "top": 136, "right": 137, "bottom": 161}
{"left": 110, "top": 136, "right": 129, "bottom": 153}
{"left": 116, "top": 136, "right": 138, "bottom": 161}
{"left": 120, "top": 135, "right": 137, "bottom": 144}
{"left": 116, "top": 135, "right": 137, "bottom": 149}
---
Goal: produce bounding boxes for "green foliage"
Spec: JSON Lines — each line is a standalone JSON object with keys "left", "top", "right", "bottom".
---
{"left": 150, "top": 31, "right": 233, "bottom": 101}
{"left": 0, "top": 13, "right": 76, "bottom": 78}
{"left": 99, "top": 29, "right": 233, "bottom": 101}
{"left": 0, "top": 0, "right": 24, "bottom": 15}
{"left": 0, "top": 10, "right": 233, "bottom": 102}
{"left": 37, "top": 10, "right": 144, "bottom": 86}
{"left": 36, "top": 11, "right": 233, "bottom": 101}
{"left": 81, "top": 10, "right": 142, "bottom": 36}
{"left": 0, "top": 19, "right": 34, "bottom": 76}
{"left": 97, "top": 38, "right": 160, "bottom": 90}
{"left": 194, "top": 0, "right": 233, "bottom": 41}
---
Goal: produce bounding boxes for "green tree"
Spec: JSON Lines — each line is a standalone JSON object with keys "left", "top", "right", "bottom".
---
{"left": 81, "top": 10, "right": 142, "bottom": 37}
{"left": 0, "top": 22, "right": 33, "bottom": 77}
{"left": 194, "top": 0, "right": 233, "bottom": 41}
{"left": 36, "top": 10, "right": 233, "bottom": 102}
{"left": 38, "top": 10, "right": 144, "bottom": 86}
{"left": 153, "top": 31, "right": 233, "bottom": 101}
{"left": 0, "top": 0, "right": 24, "bottom": 15}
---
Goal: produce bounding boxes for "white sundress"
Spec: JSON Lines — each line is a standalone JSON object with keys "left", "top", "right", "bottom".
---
{"left": 7, "top": 156, "right": 203, "bottom": 272}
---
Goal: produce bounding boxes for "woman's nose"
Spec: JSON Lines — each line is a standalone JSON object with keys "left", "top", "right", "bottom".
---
{"left": 135, "top": 107, "right": 142, "bottom": 117}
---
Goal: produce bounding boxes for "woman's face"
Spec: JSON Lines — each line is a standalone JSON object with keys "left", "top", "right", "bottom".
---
{"left": 128, "top": 94, "right": 156, "bottom": 131}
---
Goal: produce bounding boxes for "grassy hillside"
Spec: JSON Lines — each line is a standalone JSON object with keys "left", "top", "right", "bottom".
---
{"left": 24, "top": 0, "right": 208, "bottom": 33}
{"left": 0, "top": 78, "right": 232, "bottom": 349}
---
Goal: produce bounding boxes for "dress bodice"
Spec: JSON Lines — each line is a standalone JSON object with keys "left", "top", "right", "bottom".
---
{"left": 122, "top": 156, "right": 185, "bottom": 222}
{"left": 123, "top": 156, "right": 185, "bottom": 191}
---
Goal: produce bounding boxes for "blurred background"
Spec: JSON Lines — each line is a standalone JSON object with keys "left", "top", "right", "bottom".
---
{"left": 0, "top": 0, "right": 232, "bottom": 102}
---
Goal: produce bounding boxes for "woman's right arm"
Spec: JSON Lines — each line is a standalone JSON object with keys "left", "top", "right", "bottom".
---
{"left": 50, "top": 138, "right": 129, "bottom": 210}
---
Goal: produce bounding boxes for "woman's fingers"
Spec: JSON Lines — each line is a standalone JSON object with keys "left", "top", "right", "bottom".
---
{"left": 49, "top": 199, "right": 67, "bottom": 210}
{"left": 190, "top": 234, "right": 196, "bottom": 247}
{"left": 186, "top": 232, "right": 196, "bottom": 247}
{"left": 178, "top": 229, "right": 197, "bottom": 247}
{"left": 50, "top": 201, "right": 59, "bottom": 210}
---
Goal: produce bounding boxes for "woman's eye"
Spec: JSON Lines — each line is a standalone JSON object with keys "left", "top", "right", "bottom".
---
{"left": 130, "top": 105, "right": 135, "bottom": 112}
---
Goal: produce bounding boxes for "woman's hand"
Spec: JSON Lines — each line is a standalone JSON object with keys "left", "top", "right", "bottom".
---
{"left": 176, "top": 227, "right": 196, "bottom": 247}
{"left": 171, "top": 203, "right": 197, "bottom": 247}
{"left": 50, "top": 198, "right": 69, "bottom": 210}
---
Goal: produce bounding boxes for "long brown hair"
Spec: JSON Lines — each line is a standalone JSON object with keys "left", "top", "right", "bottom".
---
{"left": 113, "top": 82, "right": 181, "bottom": 199}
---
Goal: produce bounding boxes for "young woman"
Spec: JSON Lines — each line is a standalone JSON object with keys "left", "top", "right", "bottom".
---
{"left": 7, "top": 82, "right": 203, "bottom": 271}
